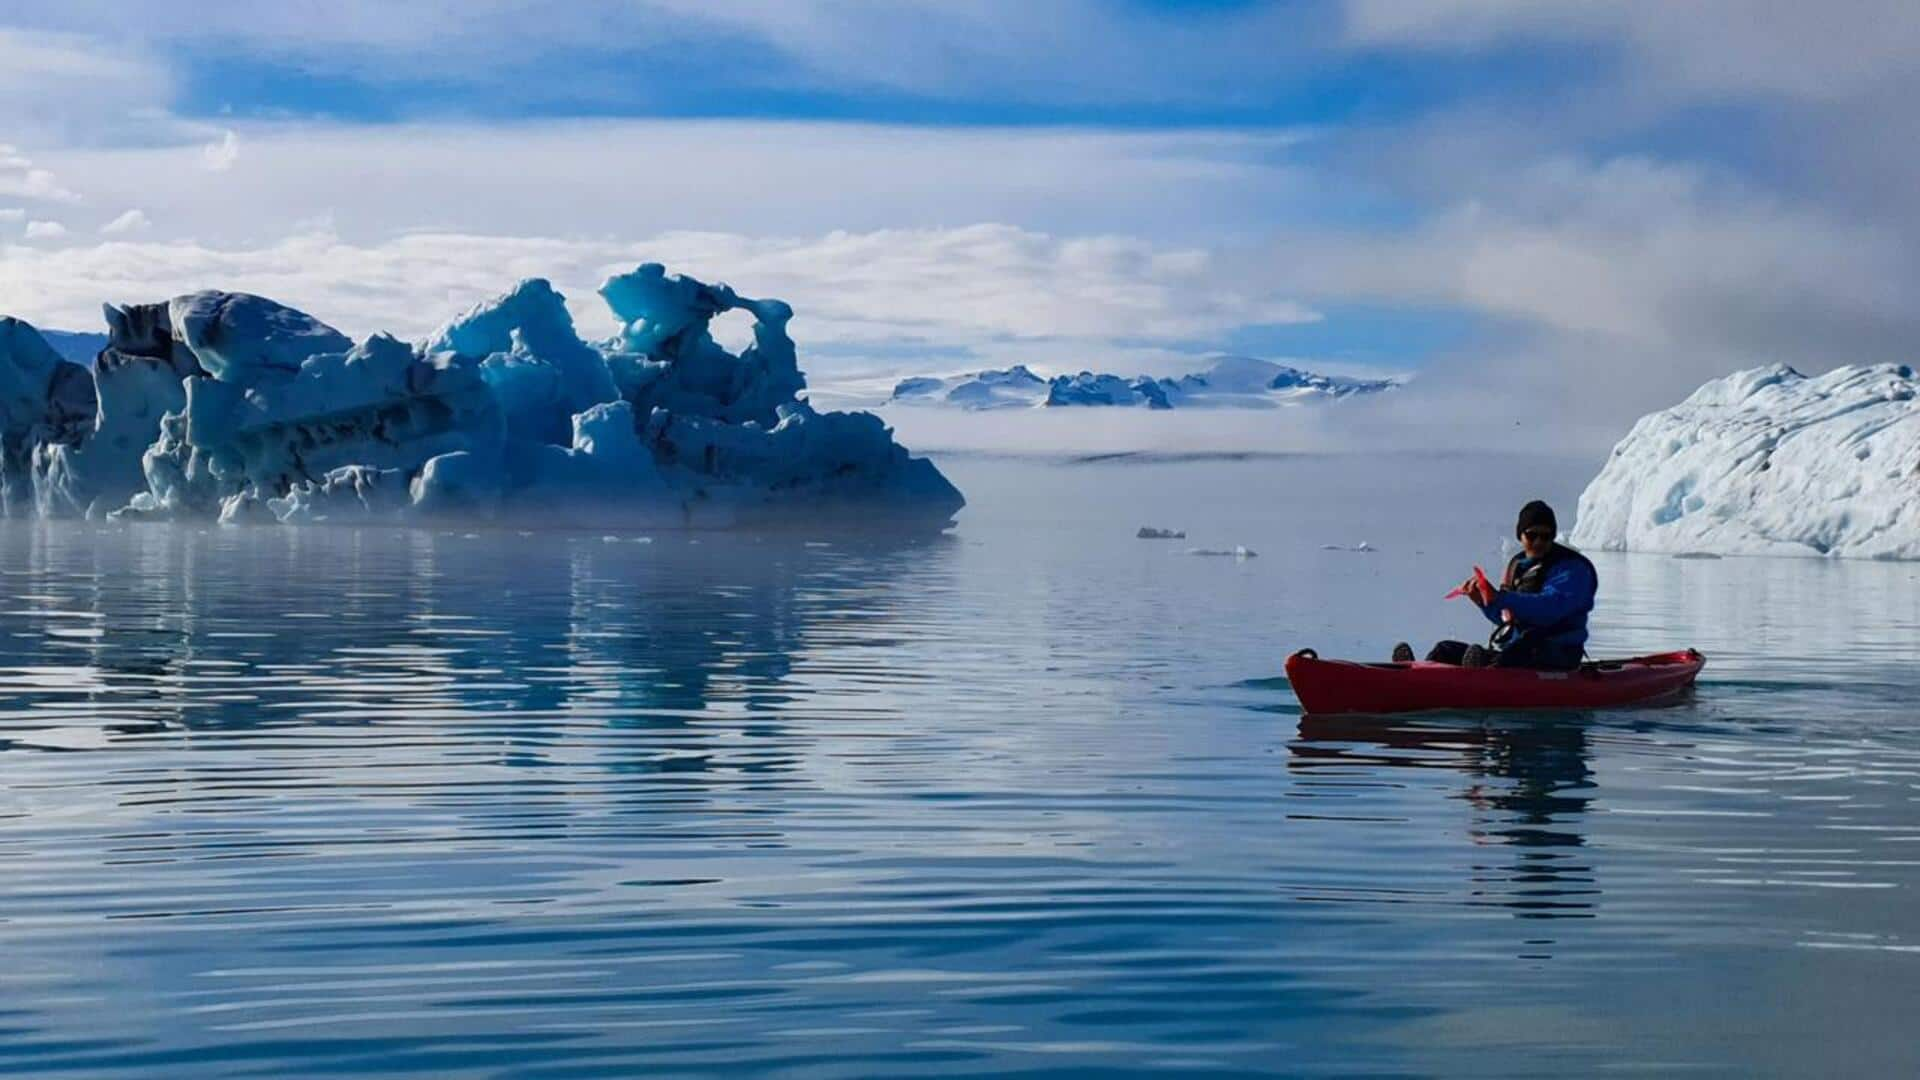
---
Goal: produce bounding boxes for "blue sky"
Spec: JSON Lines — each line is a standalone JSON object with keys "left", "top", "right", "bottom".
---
{"left": 3, "top": 1, "right": 1918, "bottom": 444}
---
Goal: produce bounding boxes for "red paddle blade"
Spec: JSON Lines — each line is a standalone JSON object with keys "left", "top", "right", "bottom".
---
{"left": 1445, "top": 565, "right": 1494, "bottom": 601}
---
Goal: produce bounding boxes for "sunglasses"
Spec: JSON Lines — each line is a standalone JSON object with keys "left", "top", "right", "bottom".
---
{"left": 1521, "top": 528, "right": 1555, "bottom": 541}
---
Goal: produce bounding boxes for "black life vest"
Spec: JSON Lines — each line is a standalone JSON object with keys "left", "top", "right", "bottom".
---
{"left": 1502, "top": 542, "right": 1596, "bottom": 596}
{"left": 1493, "top": 542, "right": 1597, "bottom": 646}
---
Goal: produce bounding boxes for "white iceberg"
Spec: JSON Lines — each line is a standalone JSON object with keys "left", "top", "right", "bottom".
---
{"left": 1, "top": 263, "right": 964, "bottom": 531}
{"left": 886, "top": 355, "right": 1396, "bottom": 411}
{"left": 1570, "top": 363, "right": 1920, "bottom": 559}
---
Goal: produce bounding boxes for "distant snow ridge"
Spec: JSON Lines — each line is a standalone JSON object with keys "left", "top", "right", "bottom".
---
{"left": 887, "top": 355, "right": 1395, "bottom": 411}
{"left": 0, "top": 264, "right": 963, "bottom": 530}
{"left": 1571, "top": 364, "right": 1920, "bottom": 559}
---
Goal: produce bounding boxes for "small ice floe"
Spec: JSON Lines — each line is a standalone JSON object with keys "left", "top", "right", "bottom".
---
{"left": 1186, "top": 545, "right": 1258, "bottom": 558}
{"left": 602, "top": 535, "right": 621, "bottom": 543}
{"left": 1137, "top": 526, "right": 1187, "bottom": 539}
{"left": 1320, "top": 540, "right": 1376, "bottom": 553}
{"left": 1672, "top": 551, "right": 1723, "bottom": 560}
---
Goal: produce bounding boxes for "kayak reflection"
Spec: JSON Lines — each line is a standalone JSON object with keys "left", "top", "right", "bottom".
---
{"left": 1291, "top": 712, "right": 1598, "bottom": 927}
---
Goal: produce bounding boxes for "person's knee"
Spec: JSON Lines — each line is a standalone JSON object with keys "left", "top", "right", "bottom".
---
{"left": 1425, "top": 640, "right": 1470, "bottom": 665}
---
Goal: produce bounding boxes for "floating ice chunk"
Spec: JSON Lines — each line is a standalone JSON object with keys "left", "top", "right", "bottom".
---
{"left": 1137, "top": 526, "right": 1186, "bottom": 539}
{"left": 1186, "top": 545, "right": 1258, "bottom": 558}
{"left": 1320, "top": 540, "right": 1376, "bottom": 552}
{"left": 2, "top": 263, "right": 963, "bottom": 530}
{"left": 1571, "top": 363, "right": 1920, "bottom": 559}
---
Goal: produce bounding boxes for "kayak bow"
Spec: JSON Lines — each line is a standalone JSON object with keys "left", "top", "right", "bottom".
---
{"left": 1285, "top": 648, "right": 1704, "bottom": 715}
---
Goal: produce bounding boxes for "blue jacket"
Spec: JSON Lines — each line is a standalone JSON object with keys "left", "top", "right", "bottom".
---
{"left": 1476, "top": 546, "right": 1597, "bottom": 651}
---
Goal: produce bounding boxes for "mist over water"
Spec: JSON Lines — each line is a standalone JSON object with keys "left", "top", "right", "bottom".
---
{"left": 1, "top": 452, "right": 1916, "bottom": 1076}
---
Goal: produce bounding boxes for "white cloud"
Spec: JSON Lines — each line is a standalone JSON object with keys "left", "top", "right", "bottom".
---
{"left": 30, "top": 120, "right": 1312, "bottom": 246}
{"left": 201, "top": 129, "right": 239, "bottom": 171}
{"left": 0, "top": 225, "right": 1313, "bottom": 368}
{"left": 98, "top": 208, "right": 150, "bottom": 234}
{"left": 23, "top": 219, "right": 68, "bottom": 239}
{"left": 0, "top": 207, "right": 23, "bottom": 222}
{"left": 1243, "top": 153, "right": 1920, "bottom": 437}
{"left": 0, "top": 144, "right": 81, "bottom": 203}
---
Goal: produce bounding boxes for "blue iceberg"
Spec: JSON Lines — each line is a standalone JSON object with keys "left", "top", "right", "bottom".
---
{"left": 2, "top": 264, "right": 964, "bottom": 531}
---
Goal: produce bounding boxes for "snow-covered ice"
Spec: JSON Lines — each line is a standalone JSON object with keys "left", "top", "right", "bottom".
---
{"left": 1571, "top": 364, "right": 1920, "bottom": 559}
{"left": 887, "top": 355, "right": 1396, "bottom": 411}
{"left": 1186, "top": 545, "right": 1258, "bottom": 558}
{"left": 0, "top": 264, "right": 964, "bottom": 530}
{"left": 1137, "top": 526, "right": 1186, "bottom": 539}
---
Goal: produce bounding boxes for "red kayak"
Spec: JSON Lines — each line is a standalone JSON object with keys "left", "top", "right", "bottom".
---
{"left": 1285, "top": 648, "right": 1704, "bottom": 715}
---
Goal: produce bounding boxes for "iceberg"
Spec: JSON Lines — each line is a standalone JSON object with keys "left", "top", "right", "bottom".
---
{"left": 0, "top": 318, "right": 96, "bottom": 514}
{"left": 1570, "top": 364, "right": 1920, "bottom": 559}
{"left": 886, "top": 355, "right": 1395, "bottom": 411}
{"left": 1, "top": 264, "right": 963, "bottom": 531}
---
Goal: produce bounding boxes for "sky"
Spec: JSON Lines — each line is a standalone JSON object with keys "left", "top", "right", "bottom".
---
{"left": 2, "top": 0, "right": 1918, "bottom": 449}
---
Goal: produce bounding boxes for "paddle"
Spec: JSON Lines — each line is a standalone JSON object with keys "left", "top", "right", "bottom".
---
{"left": 1443, "top": 565, "right": 1496, "bottom": 606}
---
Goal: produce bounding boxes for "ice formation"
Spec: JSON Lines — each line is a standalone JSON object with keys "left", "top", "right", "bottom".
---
{"left": 1136, "top": 526, "right": 1186, "bottom": 539}
{"left": 0, "top": 265, "right": 963, "bottom": 530}
{"left": 888, "top": 356, "right": 1396, "bottom": 410}
{"left": 1570, "top": 364, "right": 1920, "bottom": 559}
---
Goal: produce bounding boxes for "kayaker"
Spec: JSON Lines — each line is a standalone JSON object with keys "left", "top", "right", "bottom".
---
{"left": 1393, "top": 500, "right": 1597, "bottom": 670}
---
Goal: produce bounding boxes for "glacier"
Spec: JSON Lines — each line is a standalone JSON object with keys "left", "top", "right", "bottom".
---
{"left": 1570, "top": 364, "right": 1920, "bottom": 559}
{"left": 887, "top": 355, "right": 1396, "bottom": 411}
{"left": 0, "top": 264, "right": 963, "bottom": 531}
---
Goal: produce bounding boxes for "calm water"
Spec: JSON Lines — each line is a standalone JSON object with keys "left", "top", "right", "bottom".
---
{"left": 1, "top": 453, "right": 1916, "bottom": 1077}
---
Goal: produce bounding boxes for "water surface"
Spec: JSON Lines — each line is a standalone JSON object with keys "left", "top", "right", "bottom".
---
{"left": 2, "top": 453, "right": 1916, "bottom": 1076}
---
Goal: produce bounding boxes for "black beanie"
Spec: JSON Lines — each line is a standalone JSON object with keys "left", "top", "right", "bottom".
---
{"left": 1516, "top": 500, "right": 1557, "bottom": 539}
